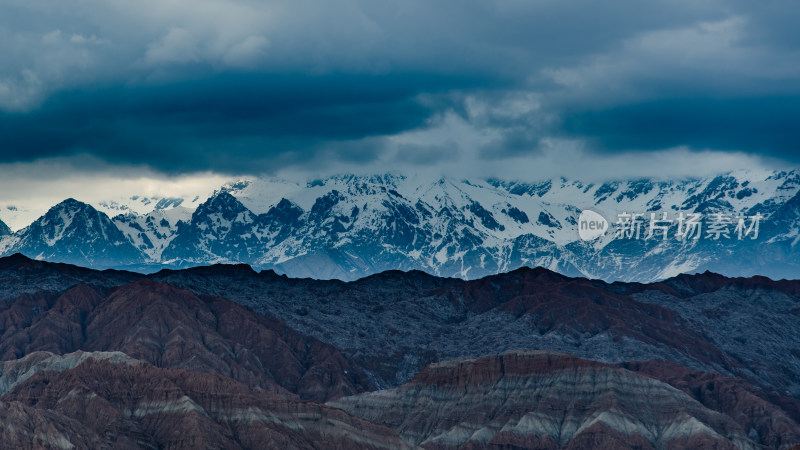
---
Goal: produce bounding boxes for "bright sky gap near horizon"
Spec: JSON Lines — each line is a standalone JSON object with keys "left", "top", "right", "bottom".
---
{"left": 1, "top": 0, "right": 799, "bottom": 213}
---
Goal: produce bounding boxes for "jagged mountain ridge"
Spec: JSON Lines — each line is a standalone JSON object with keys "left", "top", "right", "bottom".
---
{"left": 1, "top": 170, "right": 799, "bottom": 281}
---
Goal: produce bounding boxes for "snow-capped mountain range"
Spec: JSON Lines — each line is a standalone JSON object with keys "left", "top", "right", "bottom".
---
{"left": 1, "top": 170, "right": 799, "bottom": 282}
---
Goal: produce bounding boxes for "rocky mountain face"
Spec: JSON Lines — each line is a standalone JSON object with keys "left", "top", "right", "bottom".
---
{"left": 0, "top": 255, "right": 799, "bottom": 448}
{"left": 2, "top": 170, "right": 800, "bottom": 282}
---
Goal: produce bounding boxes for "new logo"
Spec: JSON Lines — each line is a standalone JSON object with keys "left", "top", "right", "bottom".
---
{"left": 578, "top": 210, "right": 608, "bottom": 241}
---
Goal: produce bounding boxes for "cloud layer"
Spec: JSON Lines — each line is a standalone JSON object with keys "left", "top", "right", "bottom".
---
{"left": 1, "top": 0, "right": 799, "bottom": 175}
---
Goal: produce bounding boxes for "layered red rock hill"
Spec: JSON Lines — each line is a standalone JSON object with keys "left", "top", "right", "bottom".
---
{"left": 623, "top": 359, "right": 800, "bottom": 449}
{"left": 0, "top": 279, "right": 371, "bottom": 402}
{"left": 0, "top": 351, "right": 409, "bottom": 450}
{"left": 329, "top": 350, "right": 800, "bottom": 449}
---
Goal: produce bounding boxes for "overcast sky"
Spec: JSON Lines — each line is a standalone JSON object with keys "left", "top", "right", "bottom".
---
{"left": 1, "top": 0, "right": 799, "bottom": 215}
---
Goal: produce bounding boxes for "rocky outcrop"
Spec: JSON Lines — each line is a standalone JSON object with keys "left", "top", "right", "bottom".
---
{"left": 330, "top": 351, "right": 799, "bottom": 449}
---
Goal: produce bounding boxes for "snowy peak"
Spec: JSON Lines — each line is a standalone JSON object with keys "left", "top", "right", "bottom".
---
{"left": 191, "top": 192, "right": 255, "bottom": 237}
{"left": 215, "top": 170, "right": 800, "bottom": 280}
{"left": 149, "top": 170, "right": 800, "bottom": 281}
{"left": 161, "top": 192, "right": 259, "bottom": 264}
{"left": 10, "top": 198, "right": 144, "bottom": 268}
{"left": 198, "top": 191, "right": 251, "bottom": 216}
{"left": 31, "top": 198, "right": 97, "bottom": 244}
{"left": 2, "top": 170, "right": 800, "bottom": 280}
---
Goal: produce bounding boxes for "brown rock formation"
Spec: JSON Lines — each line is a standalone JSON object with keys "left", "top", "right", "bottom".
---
{"left": 0, "top": 280, "right": 371, "bottom": 401}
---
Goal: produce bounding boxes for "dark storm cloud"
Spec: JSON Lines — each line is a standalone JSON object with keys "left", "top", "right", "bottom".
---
{"left": 561, "top": 97, "right": 800, "bottom": 160}
{"left": 0, "top": 72, "right": 475, "bottom": 172}
{"left": 1, "top": 0, "right": 799, "bottom": 173}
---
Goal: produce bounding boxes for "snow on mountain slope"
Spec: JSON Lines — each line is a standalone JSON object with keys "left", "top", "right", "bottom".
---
{"left": 112, "top": 206, "right": 192, "bottom": 261}
{"left": 2, "top": 170, "right": 799, "bottom": 281}
{"left": 226, "top": 175, "right": 577, "bottom": 246}
{"left": 8, "top": 198, "right": 145, "bottom": 268}
{"left": 224, "top": 169, "right": 797, "bottom": 248}
{"left": 161, "top": 192, "right": 260, "bottom": 265}
{"left": 170, "top": 170, "right": 799, "bottom": 281}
